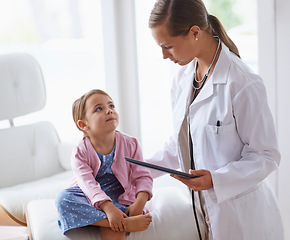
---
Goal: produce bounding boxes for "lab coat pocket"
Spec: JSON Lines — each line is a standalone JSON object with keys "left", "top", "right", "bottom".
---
{"left": 204, "top": 121, "right": 236, "bottom": 135}
{"left": 204, "top": 122, "right": 243, "bottom": 168}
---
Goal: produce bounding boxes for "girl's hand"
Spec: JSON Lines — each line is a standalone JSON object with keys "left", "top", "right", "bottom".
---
{"left": 100, "top": 201, "right": 128, "bottom": 232}
{"left": 125, "top": 201, "right": 144, "bottom": 216}
{"left": 170, "top": 169, "right": 213, "bottom": 191}
{"left": 126, "top": 191, "right": 149, "bottom": 216}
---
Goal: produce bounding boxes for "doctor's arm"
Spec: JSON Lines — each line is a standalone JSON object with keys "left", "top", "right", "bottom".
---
{"left": 210, "top": 81, "right": 280, "bottom": 203}
{"left": 145, "top": 134, "right": 180, "bottom": 178}
{"left": 145, "top": 69, "right": 185, "bottom": 178}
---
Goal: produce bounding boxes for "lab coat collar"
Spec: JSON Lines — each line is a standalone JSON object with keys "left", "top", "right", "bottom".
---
{"left": 173, "top": 42, "right": 233, "bottom": 130}
{"left": 182, "top": 42, "right": 232, "bottom": 85}
{"left": 183, "top": 43, "right": 232, "bottom": 105}
{"left": 211, "top": 42, "right": 232, "bottom": 85}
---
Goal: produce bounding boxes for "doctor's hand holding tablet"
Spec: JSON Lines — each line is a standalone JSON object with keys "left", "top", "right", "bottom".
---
{"left": 125, "top": 157, "right": 213, "bottom": 191}
{"left": 170, "top": 169, "right": 213, "bottom": 192}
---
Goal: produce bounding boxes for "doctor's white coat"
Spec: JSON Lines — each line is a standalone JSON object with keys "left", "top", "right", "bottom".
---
{"left": 149, "top": 43, "right": 284, "bottom": 240}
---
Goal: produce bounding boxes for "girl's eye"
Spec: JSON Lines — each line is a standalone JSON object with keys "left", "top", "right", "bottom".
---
{"left": 96, "top": 107, "right": 102, "bottom": 112}
{"left": 109, "top": 104, "right": 115, "bottom": 109}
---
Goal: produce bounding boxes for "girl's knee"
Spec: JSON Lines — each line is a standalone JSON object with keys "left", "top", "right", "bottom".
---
{"left": 55, "top": 189, "right": 70, "bottom": 208}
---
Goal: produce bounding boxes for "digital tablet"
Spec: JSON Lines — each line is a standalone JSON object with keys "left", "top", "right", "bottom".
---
{"left": 124, "top": 157, "right": 197, "bottom": 179}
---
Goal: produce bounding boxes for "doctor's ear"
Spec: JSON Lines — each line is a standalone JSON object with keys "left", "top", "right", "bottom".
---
{"left": 77, "top": 120, "right": 90, "bottom": 132}
{"left": 190, "top": 25, "right": 200, "bottom": 40}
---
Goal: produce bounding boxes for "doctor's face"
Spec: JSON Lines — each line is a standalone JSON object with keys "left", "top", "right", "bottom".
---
{"left": 151, "top": 23, "right": 197, "bottom": 66}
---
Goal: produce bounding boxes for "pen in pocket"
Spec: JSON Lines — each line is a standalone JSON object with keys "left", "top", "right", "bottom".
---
{"left": 216, "top": 120, "right": 221, "bottom": 134}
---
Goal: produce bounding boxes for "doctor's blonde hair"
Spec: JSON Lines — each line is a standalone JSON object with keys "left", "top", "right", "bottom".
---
{"left": 149, "top": 0, "right": 240, "bottom": 58}
{"left": 72, "top": 89, "right": 112, "bottom": 135}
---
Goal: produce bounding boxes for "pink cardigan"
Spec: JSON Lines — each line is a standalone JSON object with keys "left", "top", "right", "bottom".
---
{"left": 70, "top": 131, "right": 153, "bottom": 210}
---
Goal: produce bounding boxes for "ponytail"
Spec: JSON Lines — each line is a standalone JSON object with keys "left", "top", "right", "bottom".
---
{"left": 207, "top": 14, "right": 240, "bottom": 58}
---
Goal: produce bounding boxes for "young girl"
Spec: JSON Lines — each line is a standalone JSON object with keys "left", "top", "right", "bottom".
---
{"left": 55, "top": 89, "right": 153, "bottom": 240}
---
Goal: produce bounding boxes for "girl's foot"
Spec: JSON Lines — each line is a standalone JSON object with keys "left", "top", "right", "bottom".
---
{"left": 125, "top": 214, "right": 152, "bottom": 232}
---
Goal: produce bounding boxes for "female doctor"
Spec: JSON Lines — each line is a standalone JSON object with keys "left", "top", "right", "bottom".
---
{"left": 148, "top": 0, "right": 284, "bottom": 239}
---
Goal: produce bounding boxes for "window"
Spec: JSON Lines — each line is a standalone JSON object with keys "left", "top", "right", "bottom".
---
{"left": 0, "top": 0, "right": 105, "bottom": 143}
{"left": 205, "top": 0, "right": 258, "bottom": 72}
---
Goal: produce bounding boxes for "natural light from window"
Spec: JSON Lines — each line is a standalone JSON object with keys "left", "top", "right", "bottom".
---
{"left": 0, "top": 0, "right": 105, "bottom": 144}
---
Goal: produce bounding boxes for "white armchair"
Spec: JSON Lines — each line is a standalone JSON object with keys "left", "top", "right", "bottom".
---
{"left": 0, "top": 53, "right": 203, "bottom": 240}
{"left": 0, "top": 53, "right": 73, "bottom": 227}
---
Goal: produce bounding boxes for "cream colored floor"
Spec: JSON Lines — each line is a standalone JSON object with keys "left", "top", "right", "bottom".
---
{"left": 0, "top": 226, "right": 28, "bottom": 240}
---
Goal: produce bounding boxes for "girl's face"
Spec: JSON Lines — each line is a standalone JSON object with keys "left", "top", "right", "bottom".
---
{"left": 151, "top": 23, "right": 199, "bottom": 66}
{"left": 80, "top": 93, "right": 119, "bottom": 137}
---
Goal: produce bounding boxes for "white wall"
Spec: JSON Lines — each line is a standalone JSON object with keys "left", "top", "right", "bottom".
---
{"left": 258, "top": 0, "right": 290, "bottom": 238}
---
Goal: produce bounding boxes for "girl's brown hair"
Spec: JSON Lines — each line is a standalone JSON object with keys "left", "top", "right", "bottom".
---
{"left": 72, "top": 89, "right": 112, "bottom": 134}
{"left": 149, "top": 0, "right": 240, "bottom": 58}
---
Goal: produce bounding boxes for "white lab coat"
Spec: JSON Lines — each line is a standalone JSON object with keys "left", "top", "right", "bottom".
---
{"left": 148, "top": 43, "right": 284, "bottom": 240}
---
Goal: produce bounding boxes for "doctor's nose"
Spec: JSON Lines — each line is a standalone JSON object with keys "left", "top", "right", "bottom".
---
{"left": 162, "top": 48, "right": 171, "bottom": 59}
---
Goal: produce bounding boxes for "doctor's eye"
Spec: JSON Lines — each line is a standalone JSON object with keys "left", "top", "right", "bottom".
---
{"left": 163, "top": 45, "right": 173, "bottom": 50}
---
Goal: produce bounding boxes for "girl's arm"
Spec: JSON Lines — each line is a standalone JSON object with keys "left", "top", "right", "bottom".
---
{"left": 127, "top": 138, "right": 153, "bottom": 199}
{"left": 125, "top": 191, "right": 150, "bottom": 216}
{"left": 71, "top": 140, "right": 111, "bottom": 209}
